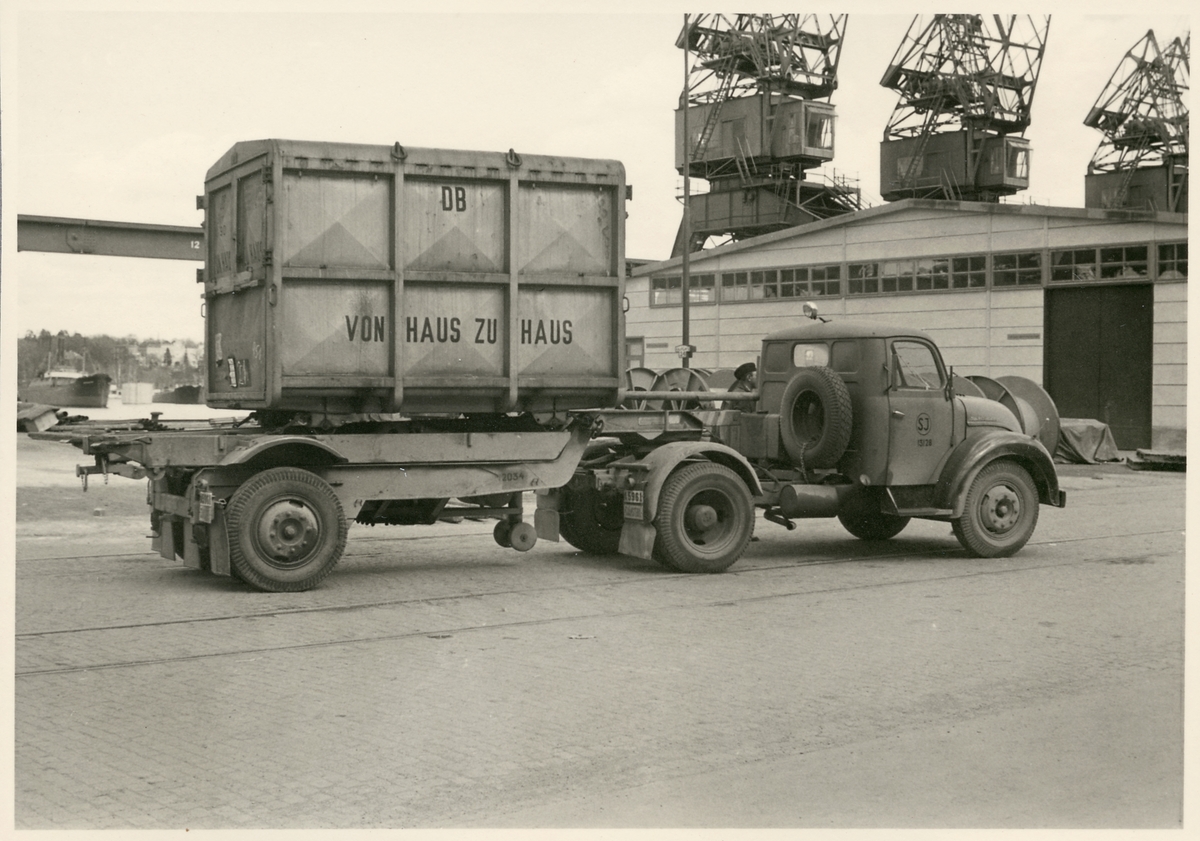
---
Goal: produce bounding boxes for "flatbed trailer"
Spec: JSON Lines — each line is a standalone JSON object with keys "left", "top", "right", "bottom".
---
{"left": 35, "top": 412, "right": 600, "bottom": 590}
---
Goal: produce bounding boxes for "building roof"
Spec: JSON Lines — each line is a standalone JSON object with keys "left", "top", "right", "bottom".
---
{"left": 632, "top": 198, "right": 1188, "bottom": 276}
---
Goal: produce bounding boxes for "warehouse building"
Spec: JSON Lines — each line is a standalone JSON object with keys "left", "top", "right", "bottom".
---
{"left": 628, "top": 198, "right": 1187, "bottom": 451}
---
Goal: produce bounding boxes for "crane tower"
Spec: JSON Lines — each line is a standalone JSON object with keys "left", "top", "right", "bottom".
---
{"left": 1083, "top": 30, "right": 1189, "bottom": 212}
{"left": 673, "top": 14, "right": 859, "bottom": 256}
{"left": 879, "top": 15, "right": 1050, "bottom": 202}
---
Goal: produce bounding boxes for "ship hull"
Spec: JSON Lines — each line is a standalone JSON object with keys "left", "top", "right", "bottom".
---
{"left": 20, "top": 374, "right": 111, "bottom": 408}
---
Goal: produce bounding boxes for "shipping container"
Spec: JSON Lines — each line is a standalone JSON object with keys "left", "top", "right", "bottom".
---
{"left": 201, "top": 140, "right": 626, "bottom": 416}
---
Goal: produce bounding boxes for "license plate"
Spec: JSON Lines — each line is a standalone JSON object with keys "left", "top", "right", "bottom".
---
{"left": 623, "top": 489, "right": 644, "bottom": 521}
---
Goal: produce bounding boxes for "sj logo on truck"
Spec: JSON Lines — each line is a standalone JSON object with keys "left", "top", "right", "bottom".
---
{"left": 441, "top": 186, "right": 467, "bottom": 212}
{"left": 916, "top": 413, "right": 933, "bottom": 446}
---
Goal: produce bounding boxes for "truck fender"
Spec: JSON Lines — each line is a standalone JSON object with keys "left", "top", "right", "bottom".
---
{"left": 634, "top": 441, "right": 762, "bottom": 524}
{"left": 934, "top": 431, "right": 1064, "bottom": 517}
{"left": 219, "top": 435, "right": 349, "bottom": 468}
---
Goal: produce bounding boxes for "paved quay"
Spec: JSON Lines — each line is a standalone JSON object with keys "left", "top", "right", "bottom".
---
{"left": 14, "top": 433, "right": 1186, "bottom": 829}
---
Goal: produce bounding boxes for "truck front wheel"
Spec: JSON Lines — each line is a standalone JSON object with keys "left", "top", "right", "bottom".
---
{"left": 226, "top": 467, "right": 348, "bottom": 592}
{"left": 655, "top": 462, "right": 754, "bottom": 573}
{"left": 952, "top": 461, "right": 1039, "bottom": 558}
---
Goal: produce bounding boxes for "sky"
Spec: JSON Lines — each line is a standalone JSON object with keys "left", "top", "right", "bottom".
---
{"left": 1, "top": 2, "right": 1191, "bottom": 344}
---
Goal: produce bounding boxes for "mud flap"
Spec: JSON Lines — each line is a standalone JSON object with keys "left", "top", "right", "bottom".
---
{"left": 208, "top": 508, "right": 231, "bottom": 576}
{"left": 534, "top": 489, "right": 561, "bottom": 542}
{"left": 619, "top": 522, "right": 656, "bottom": 560}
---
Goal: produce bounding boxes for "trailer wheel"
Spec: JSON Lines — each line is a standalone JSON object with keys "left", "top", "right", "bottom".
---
{"left": 837, "top": 489, "right": 910, "bottom": 541}
{"left": 226, "top": 467, "right": 347, "bottom": 592}
{"left": 559, "top": 483, "right": 623, "bottom": 555}
{"left": 493, "top": 520, "right": 513, "bottom": 548}
{"left": 655, "top": 462, "right": 753, "bottom": 573}
{"left": 952, "top": 461, "right": 1039, "bottom": 558}
{"left": 509, "top": 522, "right": 537, "bottom": 552}
{"left": 779, "top": 366, "right": 853, "bottom": 469}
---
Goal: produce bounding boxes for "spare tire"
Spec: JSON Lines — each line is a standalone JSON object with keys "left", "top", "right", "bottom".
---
{"left": 779, "top": 366, "right": 853, "bottom": 469}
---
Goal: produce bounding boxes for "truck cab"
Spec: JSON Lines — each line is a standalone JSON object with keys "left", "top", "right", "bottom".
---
{"left": 755, "top": 321, "right": 962, "bottom": 487}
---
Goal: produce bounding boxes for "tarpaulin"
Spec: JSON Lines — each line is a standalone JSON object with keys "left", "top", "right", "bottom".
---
{"left": 1054, "top": 418, "right": 1121, "bottom": 463}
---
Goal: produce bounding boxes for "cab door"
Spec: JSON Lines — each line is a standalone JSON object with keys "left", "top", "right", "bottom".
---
{"left": 886, "top": 339, "right": 954, "bottom": 485}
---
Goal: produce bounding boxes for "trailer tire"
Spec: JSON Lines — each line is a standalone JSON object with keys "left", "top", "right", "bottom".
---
{"left": 952, "top": 460, "right": 1039, "bottom": 558}
{"left": 837, "top": 489, "right": 910, "bottom": 541}
{"left": 559, "top": 483, "right": 623, "bottom": 555}
{"left": 779, "top": 366, "right": 853, "bottom": 469}
{"left": 654, "top": 461, "right": 753, "bottom": 573}
{"left": 226, "top": 467, "right": 347, "bottom": 592}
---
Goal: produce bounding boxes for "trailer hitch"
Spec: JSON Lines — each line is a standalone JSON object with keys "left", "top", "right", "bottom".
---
{"left": 77, "top": 455, "right": 146, "bottom": 490}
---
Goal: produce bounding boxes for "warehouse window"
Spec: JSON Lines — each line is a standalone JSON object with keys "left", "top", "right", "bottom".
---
{"left": 651, "top": 276, "right": 680, "bottom": 305}
{"left": 1050, "top": 249, "right": 1098, "bottom": 282}
{"left": 915, "top": 257, "right": 951, "bottom": 290}
{"left": 1099, "top": 245, "right": 1148, "bottom": 279}
{"left": 848, "top": 263, "right": 880, "bottom": 295}
{"left": 1158, "top": 242, "right": 1188, "bottom": 279}
{"left": 950, "top": 255, "right": 987, "bottom": 288}
{"left": 779, "top": 267, "right": 806, "bottom": 298}
{"left": 993, "top": 252, "right": 1042, "bottom": 286}
{"left": 881, "top": 260, "right": 915, "bottom": 293}
{"left": 651, "top": 274, "right": 715, "bottom": 306}
{"left": 721, "top": 271, "right": 749, "bottom": 301}
{"left": 689, "top": 274, "right": 716, "bottom": 302}
{"left": 778, "top": 265, "right": 840, "bottom": 298}
{"left": 811, "top": 264, "right": 840, "bottom": 296}
{"left": 749, "top": 269, "right": 778, "bottom": 299}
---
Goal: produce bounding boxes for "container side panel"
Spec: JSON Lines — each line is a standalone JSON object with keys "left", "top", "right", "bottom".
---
{"left": 237, "top": 173, "right": 267, "bottom": 274}
{"left": 280, "top": 281, "right": 392, "bottom": 376}
{"left": 403, "top": 179, "right": 506, "bottom": 273}
{"left": 518, "top": 185, "right": 613, "bottom": 276}
{"left": 210, "top": 185, "right": 234, "bottom": 278}
{"left": 401, "top": 283, "right": 506, "bottom": 377}
{"left": 208, "top": 290, "right": 266, "bottom": 397}
{"left": 280, "top": 174, "right": 391, "bottom": 269}
{"left": 517, "top": 287, "right": 614, "bottom": 376}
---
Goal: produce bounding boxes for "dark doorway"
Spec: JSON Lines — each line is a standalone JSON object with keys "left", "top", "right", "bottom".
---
{"left": 1044, "top": 284, "right": 1153, "bottom": 449}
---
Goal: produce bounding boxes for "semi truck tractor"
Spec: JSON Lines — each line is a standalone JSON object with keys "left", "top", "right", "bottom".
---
{"left": 36, "top": 139, "right": 1065, "bottom": 591}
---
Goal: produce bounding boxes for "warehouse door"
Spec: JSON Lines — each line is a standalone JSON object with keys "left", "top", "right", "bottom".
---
{"left": 1044, "top": 284, "right": 1153, "bottom": 449}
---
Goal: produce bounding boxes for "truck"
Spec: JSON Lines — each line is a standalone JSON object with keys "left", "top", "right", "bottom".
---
{"left": 36, "top": 139, "right": 1066, "bottom": 591}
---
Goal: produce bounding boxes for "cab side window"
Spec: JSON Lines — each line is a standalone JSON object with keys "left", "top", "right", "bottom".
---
{"left": 891, "top": 341, "right": 943, "bottom": 391}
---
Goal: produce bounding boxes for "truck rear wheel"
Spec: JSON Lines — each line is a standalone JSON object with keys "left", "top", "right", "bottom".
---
{"left": 779, "top": 366, "right": 853, "bottom": 469}
{"left": 559, "top": 482, "right": 624, "bottom": 555}
{"left": 952, "top": 461, "right": 1039, "bottom": 557}
{"left": 654, "top": 462, "right": 753, "bottom": 573}
{"left": 226, "top": 467, "right": 347, "bottom": 592}
{"left": 837, "top": 489, "right": 910, "bottom": 540}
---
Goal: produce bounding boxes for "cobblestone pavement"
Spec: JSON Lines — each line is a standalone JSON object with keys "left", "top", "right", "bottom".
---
{"left": 13, "top": 450, "right": 1185, "bottom": 829}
